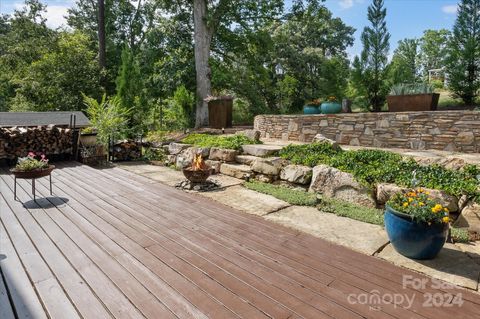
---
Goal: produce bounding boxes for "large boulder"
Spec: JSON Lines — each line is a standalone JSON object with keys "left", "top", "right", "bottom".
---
{"left": 376, "top": 183, "right": 459, "bottom": 212}
{"left": 251, "top": 157, "right": 287, "bottom": 176}
{"left": 205, "top": 160, "right": 221, "bottom": 174}
{"left": 236, "top": 129, "right": 261, "bottom": 142}
{"left": 309, "top": 165, "right": 376, "bottom": 208}
{"left": 209, "top": 147, "right": 238, "bottom": 162}
{"left": 312, "top": 134, "right": 341, "bottom": 150}
{"left": 168, "top": 143, "right": 192, "bottom": 155}
{"left": 235, "top": 155, "right": 259, "bottom": 165}
{"left": 175, "top": 147, "right": 210, "bottom": 169}
{"left": 280, "top": 165, "right": 313, "bottom": 185}
{"left": 454, "top": 201, "right": 480, "bottom": 233}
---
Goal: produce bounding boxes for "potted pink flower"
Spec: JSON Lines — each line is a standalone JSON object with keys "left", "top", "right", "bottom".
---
{"left": 10, "top": 152, "right": 55, "bottom": 178}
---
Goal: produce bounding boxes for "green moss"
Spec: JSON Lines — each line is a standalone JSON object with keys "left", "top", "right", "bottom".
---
{"left": 450, "top": 227, "right": 470, "bottom": 243}
{"left": 182, "top": 133, "right": 261, "bottom": 151}
{"left": 244, "top": 181, "right": 318, "bottom": 206}
{"left": 316, "top": 196, "right": 385, "bottom": 226}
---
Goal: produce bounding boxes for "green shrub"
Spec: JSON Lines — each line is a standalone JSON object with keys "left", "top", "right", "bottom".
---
{"left": 450, "top": 227, "right": 470, "bottom": 243}
{"left": 317, "top": 196, "right": 384, "bottom": 226}
{"left": 244, "top": 181, "right": 318, "bottom": 206}
{"left": 145, "top": 130, "right": 168, "bottom": 144}
{"left": 143, "top": 147, "right": 166, "bottom": 162}
{"left": 279, "top": 143, "right": 480, "bottom": 201}
{"left": 182, "top": 133, "right": 261, "bottom": 151}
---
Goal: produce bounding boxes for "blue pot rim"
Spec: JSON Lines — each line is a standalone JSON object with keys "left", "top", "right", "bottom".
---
{"left": 385, "top": 205, "right": 448, "bottom": 228}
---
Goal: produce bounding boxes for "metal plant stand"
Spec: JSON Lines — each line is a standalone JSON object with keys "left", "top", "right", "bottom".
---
{"left": 14, "top": 173, "right": 53, "bottom": 203}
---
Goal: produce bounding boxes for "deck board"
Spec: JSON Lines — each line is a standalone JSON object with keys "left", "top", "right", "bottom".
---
{"left": 1, "top": 163, "right": 479, "bottom": 319}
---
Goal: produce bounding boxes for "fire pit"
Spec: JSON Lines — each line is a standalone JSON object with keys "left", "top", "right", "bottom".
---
{"left": 182, "top": 154, "right": 211, "bottom": 184}
{"left": 178, "top": 154, "right": 222, "bottom": 192}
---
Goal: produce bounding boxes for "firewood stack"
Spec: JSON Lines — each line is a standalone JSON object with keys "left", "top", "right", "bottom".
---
{"left": 0, "top": 125, "right": 73, "bottom": 160}
{"left": 112, "top": 140, "right": 142, "bottom": 161}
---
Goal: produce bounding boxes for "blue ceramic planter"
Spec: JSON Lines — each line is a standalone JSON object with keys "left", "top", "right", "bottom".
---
{"left": 303, "top": 105, "right": 321, "bottom": 114}
{"left": 384, "top": 206, "right": 449, "bottom": 260}
{"left": 320, "top": 102, "right": 342, "bottom": 114}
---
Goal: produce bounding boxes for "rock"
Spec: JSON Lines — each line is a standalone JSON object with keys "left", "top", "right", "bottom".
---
{"left": 241, "top": 144, "right": 283, "bottom": 157}
{"left": 166, "top": 155, "right": 177, "bottom": 165}
{"left": 309, "top": 165, "right": 376, "bottom": 208}
{"left": 209, "top": 147, "right": 238, "bottom": 162}
{"left": 312, "top": 134, "right": 341, "bottom": 150}
{"left": 454, "top": 201, "right": 480, "bottom": 232}
{"left": 280, "top": 165, "right": 313, "bottom": 185}
{"left": 220, "top": 163, "right": 253, "bottom": 180}
{"left": 168, "top": 143, "right": 192, "bottom": 155}
{"left": 376, "top": 183, "right": 407, "bottom": 205}
{"left": 235, "top": 155, "right": 259, "bottom": 165}
{"left": 236, "top": 129, "right": 260, "bottom": 142}
{"left": 255, "top": 174, "right": 275, "bottom": 183}
{"left": 376, "top": 183, "right": 459, "bottom": 212}
{"left": 205, "top": 160, "right": 221, "bottom": 174}
{"left": 176, "top": 147, "right": 210, "bottom": 170}
{"left": 251, "top": 157, "right": 287, "bottom": 176}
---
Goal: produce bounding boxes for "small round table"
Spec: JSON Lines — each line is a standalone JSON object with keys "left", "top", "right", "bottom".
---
{"left": 11, "top": 166, "right": 55, "bottom": 203}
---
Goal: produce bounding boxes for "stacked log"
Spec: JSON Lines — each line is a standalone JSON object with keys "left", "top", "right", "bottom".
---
{"left": 112, "top": 140, "right": 142, "bottom": 161}
{"left": 0, "top": 125, "right": 73, "bottom": 160}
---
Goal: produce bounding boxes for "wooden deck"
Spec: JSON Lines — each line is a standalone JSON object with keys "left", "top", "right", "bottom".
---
{"left": 0, "top": 163, "right": 479, "bottom": 319}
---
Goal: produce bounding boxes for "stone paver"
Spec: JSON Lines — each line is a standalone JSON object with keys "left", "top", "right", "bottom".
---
{"left": 242, "top": 144, "right": 283, "bottom": 157}
{"left": 377, "top": 243, "right": 480, "bottom": 291}
{"left": 455, "top": 242, "right": 480, "bottom": 265}
{"left": 140, "top": 167, "right": 185, "bottom": 186}
{"left": 210, "top": 174, "right": 245, "bottom": 187}
{"left": 265, "top": 206, "right": 389, "bottom": 255}
{"left": 198, "top": 185, "right": 290, "bottom": 216}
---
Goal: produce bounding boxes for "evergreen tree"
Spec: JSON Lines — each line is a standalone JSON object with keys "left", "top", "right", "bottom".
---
{"left": 353, "top": 0, "right": 390, "bottom": 112}
{"left": 389, "top": 38, "right": 421, "bottom": 84}
{"left": 445, "top": 0, "right": 480, "bottom": 105}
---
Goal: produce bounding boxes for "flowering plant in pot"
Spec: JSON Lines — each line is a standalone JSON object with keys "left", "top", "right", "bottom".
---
{"left": 385, "top": 188, "right": 450, "bottom": 259}
{"left": 11, "top": 152, "right": 55, "bottom": 178}
{"left": 320, "top": 96, "right": 342, "bottom": 114}
{"left": 303, "top": 99, "right": 322, "bottom": 114}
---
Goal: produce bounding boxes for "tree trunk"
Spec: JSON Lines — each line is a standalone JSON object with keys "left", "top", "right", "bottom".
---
{"left": 193, "top": 0, "right": 213, "bottom": 128}
{"left": 98, "top": 0, "right": 107, "bottom": 72}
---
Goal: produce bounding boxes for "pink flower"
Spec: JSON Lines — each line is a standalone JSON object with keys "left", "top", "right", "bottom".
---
{"left": 40, "top": 154, "right": 46, "bottom": 159}
{"left": 28, "top": 151, "right": 35, "bottom": 157}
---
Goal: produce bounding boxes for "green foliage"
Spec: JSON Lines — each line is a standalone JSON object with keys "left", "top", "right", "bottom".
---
{"left": 420, "top": 29, "right": 451, "bottom": 78}
{"left": 450, "top": 227, "right": 470, "bottom": 243}
{"left": 143, "top": 147, "right": 166, "bottom": 162}
{"left": 430, "top": 80, "right": 444, "bottom": 90}
{"left": 145, "top": 130, "right": 168, "bottom": 144}
{"left": 317, "top": 196, "right": 384, "bottom": 226}
{"left": 352, "top": 0, "right": 391, "bottom": 112}
{"left": 163, "top": 86, "right": 195, "bottom": 130}
{"left": 182, "top": 133, "right": 261, "bottom": 151}
{"left": 245, "top": 181, "right": 318, "bottom": 206}
{"left": 389, "top": 38, "right": 421, "bottom": 84}
{"left": 445, "top": 0, "right": 480, "bottom": 105}
{"left": 83, "top": 94, "right": 130, "bottom": 147}
{"left": 389, "top": 83, "right": 434, "bottom": 95}
{"left": 278, "top": 142, "right": 342, "bottom": 167}
{"left": 10, "top": 31, "right": 101, "bottom": 111}
{"left": 279, "top": 143, "right": 480, "bottom": 200}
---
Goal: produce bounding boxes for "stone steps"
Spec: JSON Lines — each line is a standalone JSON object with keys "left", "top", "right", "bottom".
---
{"left": 219, "top": 163, "right": 254, "bottom": 180}
{"left": 241, "top": 144, "right": 283, "bottom": 157}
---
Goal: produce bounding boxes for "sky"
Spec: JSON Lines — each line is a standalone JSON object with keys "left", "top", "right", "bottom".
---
{"left": 0, "top": 0, "right": 460, "bottom": 58}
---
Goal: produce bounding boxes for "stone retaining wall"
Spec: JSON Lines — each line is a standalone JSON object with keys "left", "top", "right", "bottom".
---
{"left": 254, "top": 111, "right": 480, "bottom": 153}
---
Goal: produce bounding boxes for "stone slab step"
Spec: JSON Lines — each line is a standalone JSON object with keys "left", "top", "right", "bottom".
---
{"left": 235, "top": 155, "right": 260, "bottom": 165}
{"left": 219, "top": 163, "right": 253, "bottom": 180}
{"left": 241, "top": 144, "right": 283, "bottom": 157}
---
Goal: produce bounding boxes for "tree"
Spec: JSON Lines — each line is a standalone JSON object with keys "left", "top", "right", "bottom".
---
{"left": 352, "top": 0, "right": 390, "bottom": 112}
{"left": 11, "top": 32, "right": 101, "bottom": 111}
{"left": 420, "top": 29, "right": 450, "bottom": 77}
{"left": 389, "top": 38, "right": 421, "bottom": 84}
{"left": 445, "top": 0, "right": 480, "bottom": 105}
{"left": 98, "top": 0, "right": 106, "bottom": 76}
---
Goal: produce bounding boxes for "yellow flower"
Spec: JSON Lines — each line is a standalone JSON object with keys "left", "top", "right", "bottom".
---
{"left": 419, "top": 202, "right": 425, "bottom": 206}
{"left": 403, "top": 202, "right": 409, "bottom": 208}
{"left": 444, "top": 208, "right": 449, "bottom": 213}
{"left": 408, "top": 197, "right": 414, "bottom": 203}
{"left": 442, "top": 216, "right": 450, "bottom": 223}
{"left": 425, "top": 192, "right": 430, "bottom": 195}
